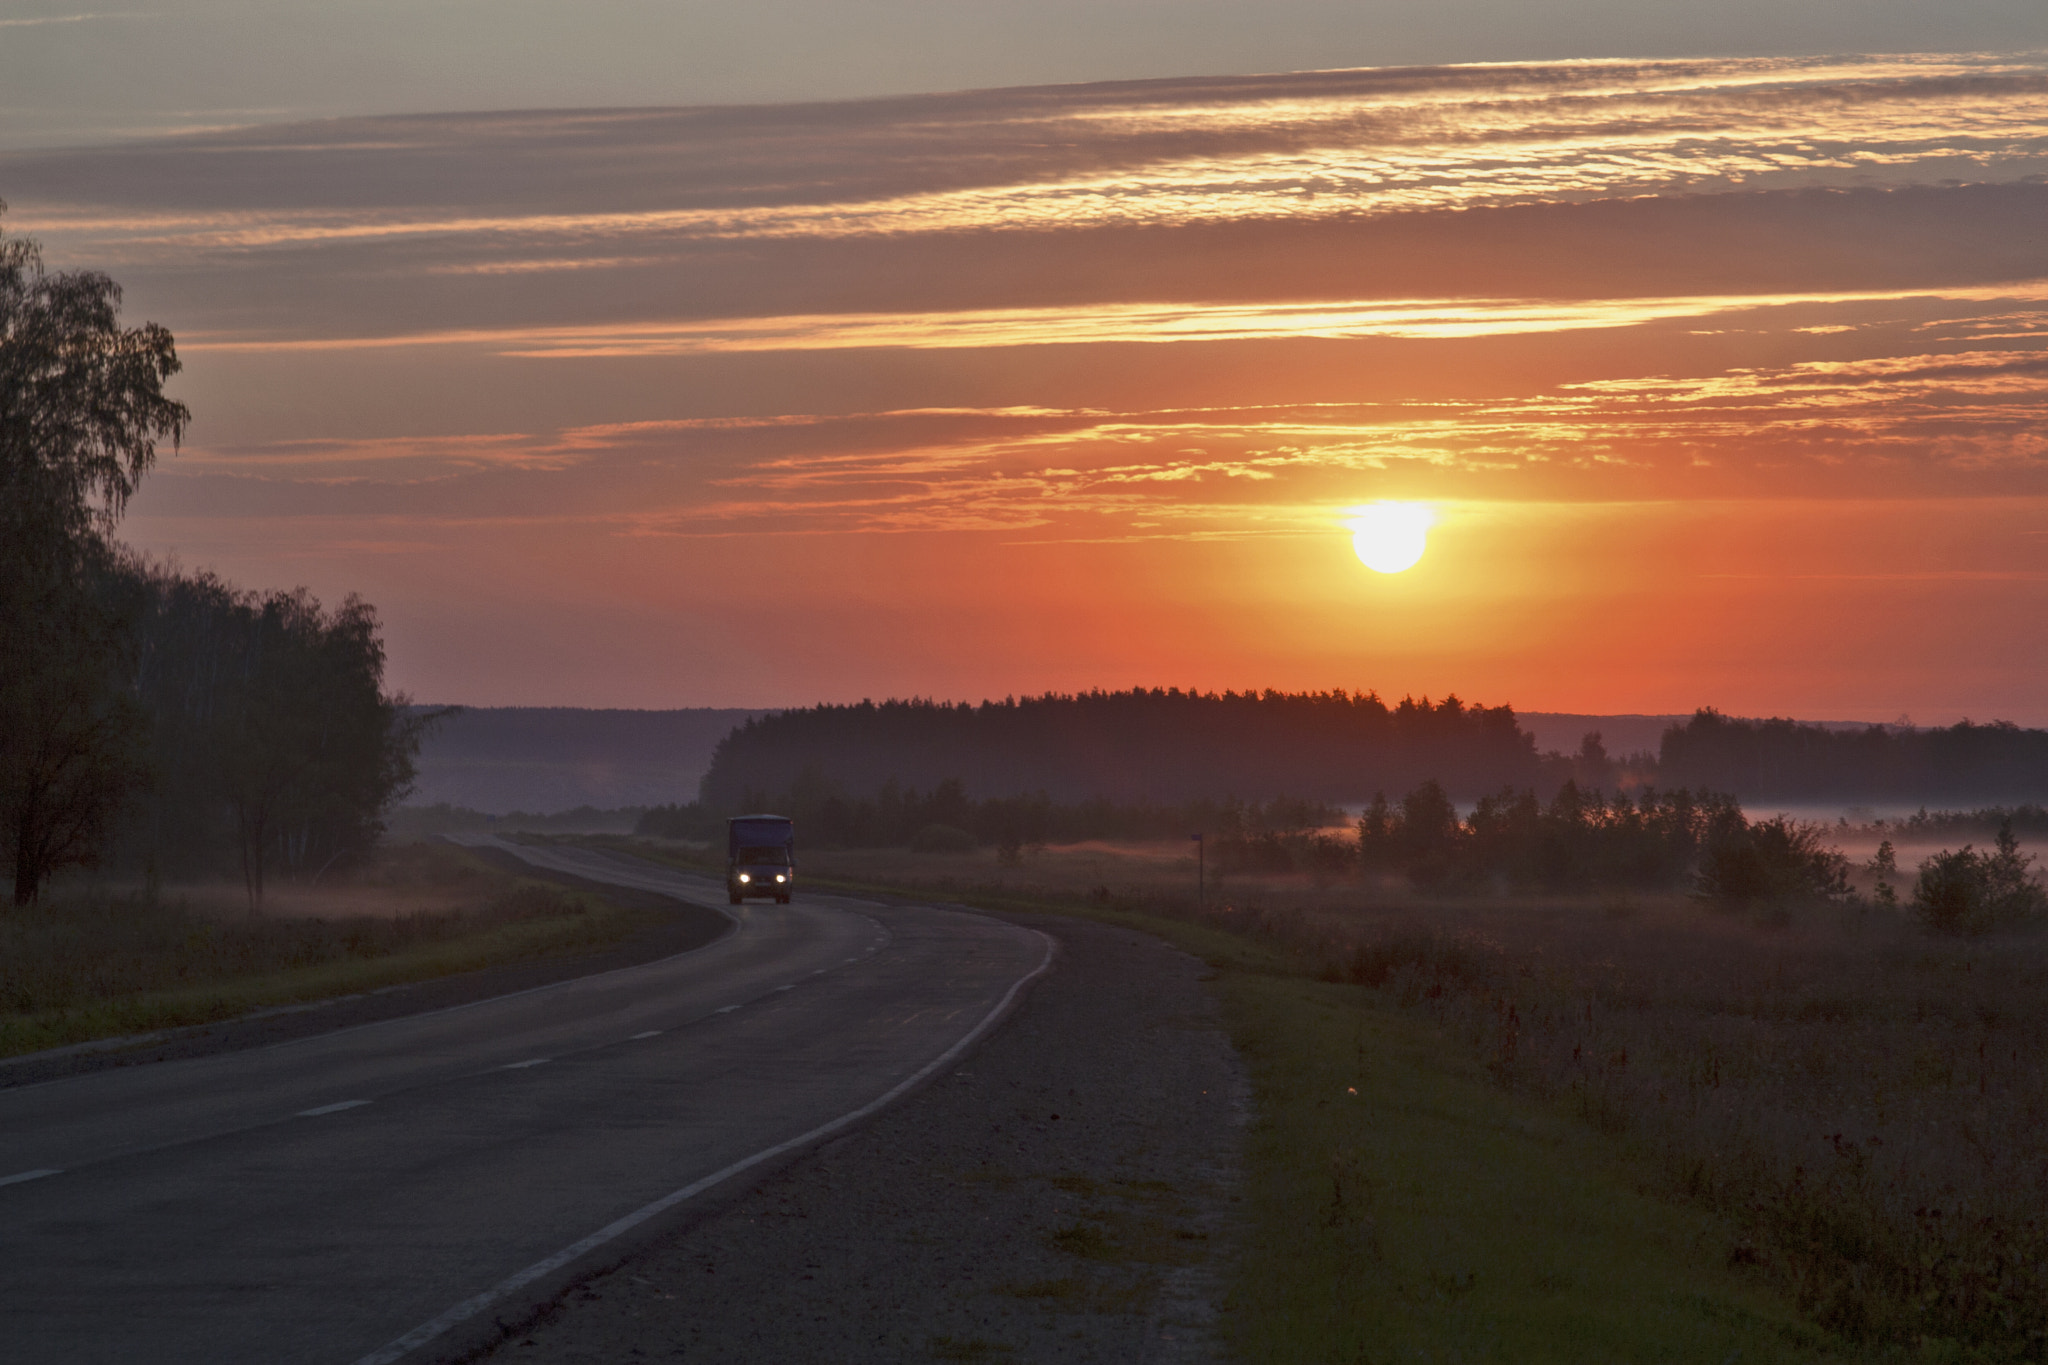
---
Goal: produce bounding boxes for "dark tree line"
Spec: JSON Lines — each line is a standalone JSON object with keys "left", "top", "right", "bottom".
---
{"left": 697, "top": 697, "right": 2048, "bottom": 815}
{"left": 118, "top": 564, "right": 433, "bottom": 904}
{"left": 1657, "top": 709, "right": 2048, "bottom": 802}
{"left": 639, "top": 779, "right": 1345, "bottom": 860}
{"left": 700, "top": 689, "right": 1539, "bottom": 807}
{"left": 1, "top": 218, "right": 425, "bottom": 906}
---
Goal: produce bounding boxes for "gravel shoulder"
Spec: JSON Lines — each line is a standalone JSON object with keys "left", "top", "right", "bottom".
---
{"left": 467, "top": 911, "right": 1249, "bottom": 1365}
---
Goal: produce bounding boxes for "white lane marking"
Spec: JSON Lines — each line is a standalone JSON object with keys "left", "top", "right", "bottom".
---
{"left": 351, "top": 928, "right": 1057, "bottom": 1365}
{"left": 628, "top": 1030, "right": 662, "bottom": 1040}
{"left": 714, "top": 1005, "right": 740, "bottom": 1015}
{"left": 0, "top": 1168, "right": 62, "bottom": 1188}
{"left": 501, "top": 1058, "right": 551, "bottom": 1070}
{"left": 297, "top": 1100, "right": 371, "bottom": 1117}
{"left": 775, "top": 984, "right": 794, "bottom": 992}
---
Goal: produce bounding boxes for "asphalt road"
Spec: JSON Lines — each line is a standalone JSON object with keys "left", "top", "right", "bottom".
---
{"left": 0, "top": 840, "right": 1052, "bottom": 1365}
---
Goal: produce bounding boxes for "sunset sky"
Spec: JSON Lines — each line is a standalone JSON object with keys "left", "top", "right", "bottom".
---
{"left": 4, "top": 11, "right": 2046, "bottom": 720}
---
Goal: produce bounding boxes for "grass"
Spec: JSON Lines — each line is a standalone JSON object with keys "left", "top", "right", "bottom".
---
{"left": 1220, "top": 966, "right": 1833, "bottom": 1363}
{"left": 587, "top": 834, "right": 1852, "bottom": 1361}
{"left": 1, "top": 843, "right": 662, "bottom": 1059}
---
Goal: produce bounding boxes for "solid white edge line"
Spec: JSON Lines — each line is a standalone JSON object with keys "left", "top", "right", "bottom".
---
{"left": 0, "top": 1168, "right": 62, "bottom": 1187}
{"left": 349, "top": 927, "right": 1056, "bottom": 1365}
{"left": 296, "top": 1100, "right": 371, "bottom": 1117}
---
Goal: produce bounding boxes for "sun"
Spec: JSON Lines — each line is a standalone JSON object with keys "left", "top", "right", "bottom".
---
{"left": 1348, "top": 502, "right": 1435, "bottom": 574}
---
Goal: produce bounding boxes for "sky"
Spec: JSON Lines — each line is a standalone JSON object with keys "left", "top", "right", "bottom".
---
{"left": 3, "top": 9, "right": 2047, "bottom": 719}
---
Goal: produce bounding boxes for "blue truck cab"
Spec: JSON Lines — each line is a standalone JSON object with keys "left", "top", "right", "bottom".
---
{"left": 726, "top": 814, "right": 795, "bottom": 905}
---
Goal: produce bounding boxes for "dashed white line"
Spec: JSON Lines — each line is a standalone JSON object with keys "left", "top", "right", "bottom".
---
{"left": 0, "top": 1168, "right": 62, "bottom": 1188}
{"left": 351, "top": 928, "right": 1057, "bottom": 1365}
{"left": 774, "top": 984, "right": 795, "bottom": 992}
{"left": 296, "top": 1100, "right": 371, "bottom": 1118}
{"left": 628, "top": 1030, "right": 662, "bottom": 1040}
{"left": 501, "top": 1058, "right": 551, "bottom": 1070}
{"left": 714, "top": 1005, "right": 740, "bottom": 1014}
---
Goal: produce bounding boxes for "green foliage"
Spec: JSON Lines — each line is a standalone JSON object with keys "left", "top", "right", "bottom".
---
{"left": 1911, "top": 820, "right": 2047, "bottom": 936}
{"left": 1694, "top": 811, "right": 1851, "bottom": 912}
{"left": 1362, "top": 781, "right": 1761, "bottom": 896}
{"left": 118, "top": 563, "right": 437, "bottom": 906}
{"left": 1, "top": 215, "right": 186, "bottom": 904}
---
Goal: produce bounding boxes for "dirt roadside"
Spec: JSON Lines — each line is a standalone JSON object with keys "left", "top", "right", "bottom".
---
{"left": 465, "top": 912, "right": 1249, "bottom": 1365}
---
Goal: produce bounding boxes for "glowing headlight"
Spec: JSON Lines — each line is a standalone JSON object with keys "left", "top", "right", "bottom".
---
{"left": 737, "top": 873, "right": 750, "bottom": 884}
{"left": 774, "top": 874, "right": 787, "bottom": 883}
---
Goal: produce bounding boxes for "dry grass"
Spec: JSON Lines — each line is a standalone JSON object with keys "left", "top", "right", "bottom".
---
{"left": 2, "top": 843, "right": 652, "bottom": 1058}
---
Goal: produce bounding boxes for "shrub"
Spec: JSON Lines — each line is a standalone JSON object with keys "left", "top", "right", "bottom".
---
{"left": 1695, "top": 812, "right": 1848, "bottom": 911}
{"left": 1912, "top": 820, "right": 2047, "bottom": 935}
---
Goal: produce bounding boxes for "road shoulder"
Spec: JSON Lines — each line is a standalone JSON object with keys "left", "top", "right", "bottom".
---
{"left": 468, "top": 911, "right": 1248, "bottom": 1364}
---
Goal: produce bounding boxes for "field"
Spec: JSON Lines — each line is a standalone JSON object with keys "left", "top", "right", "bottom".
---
{"left": 1, "top": 843, "right": 660, "bottom": 1059}
{"left": 615, "top": 832, "right": 2046, "bottom": 1360}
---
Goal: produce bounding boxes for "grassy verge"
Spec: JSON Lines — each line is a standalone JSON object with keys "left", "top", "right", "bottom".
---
{"left": 578, "top": 837, "right": 1842, "bottom": 1360}
{"left": 1220, "top": 968, "right": 1833, "bottom": 1363}
{"left": 1, "top": 845, "right": 663, "bottom": 1059}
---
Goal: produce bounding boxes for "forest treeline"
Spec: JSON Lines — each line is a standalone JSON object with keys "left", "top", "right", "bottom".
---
{"left": 699, "top": 690, "right": 1540, "bottom": 806}
{"left": 1657, "top": 709, "right": 2048, "bottom": 802}
{"left": 697, "top": 694, "right": 2048, "bottom": 808}
{"left": 2, "top": 220, "right": 424, "bottom": 905}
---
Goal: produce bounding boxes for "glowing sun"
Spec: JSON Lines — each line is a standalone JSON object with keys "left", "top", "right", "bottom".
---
{"left": 1349, "top": 502, "right": 1435, "bottom": 574}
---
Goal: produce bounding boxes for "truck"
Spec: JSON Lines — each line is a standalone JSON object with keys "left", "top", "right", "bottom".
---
{"left": 726, "top": 814, "right": 795, "bottom": 905}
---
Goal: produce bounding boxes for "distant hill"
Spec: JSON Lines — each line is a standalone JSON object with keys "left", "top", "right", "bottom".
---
{"left": 404, "top": 707, "right": 764, "bottom": 813}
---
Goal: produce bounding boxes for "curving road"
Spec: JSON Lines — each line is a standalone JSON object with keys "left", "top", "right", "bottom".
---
{"left": 0, "top": 839, "right": 1051, "bottom": 1365}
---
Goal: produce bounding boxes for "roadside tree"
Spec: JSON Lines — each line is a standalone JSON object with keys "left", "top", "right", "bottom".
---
{"left": 0, "top": 218, "right": 187, "bottom": 903}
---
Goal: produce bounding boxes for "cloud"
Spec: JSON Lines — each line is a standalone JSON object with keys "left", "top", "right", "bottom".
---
{"left": 0, "top": 12, "right": 145, "bottom": 29}
{"left": 162, "top": 281, "right": 2048, "bottom": 356}
{"left": 12, "top": 51, "right": 2045, "bottom": 259}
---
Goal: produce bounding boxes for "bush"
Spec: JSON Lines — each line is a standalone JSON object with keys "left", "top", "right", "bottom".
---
{"left": 1695, "top": 813, "right": 1848, "bottom": 911}
{"left": 1912, "top": 820, "right": 2047, "bottom": 935}
{"left": 909, "top": 823, "right": 977, "bottom": 853}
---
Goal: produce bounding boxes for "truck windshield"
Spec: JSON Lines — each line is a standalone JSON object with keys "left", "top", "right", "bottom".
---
{"left": 736, "top": 845, "right": 791, "bottom": 865}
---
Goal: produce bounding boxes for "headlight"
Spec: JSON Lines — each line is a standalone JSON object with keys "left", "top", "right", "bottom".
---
{"left": 775, "top": 874, "right": 787, "bottom": 883}
{"left": 737, "top": 873, "right": 750, "bottom": 883}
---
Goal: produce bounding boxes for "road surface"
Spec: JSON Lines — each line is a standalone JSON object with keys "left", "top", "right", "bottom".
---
{"left": 0, "top": 839, "right": 1051, "bottom": 1364}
